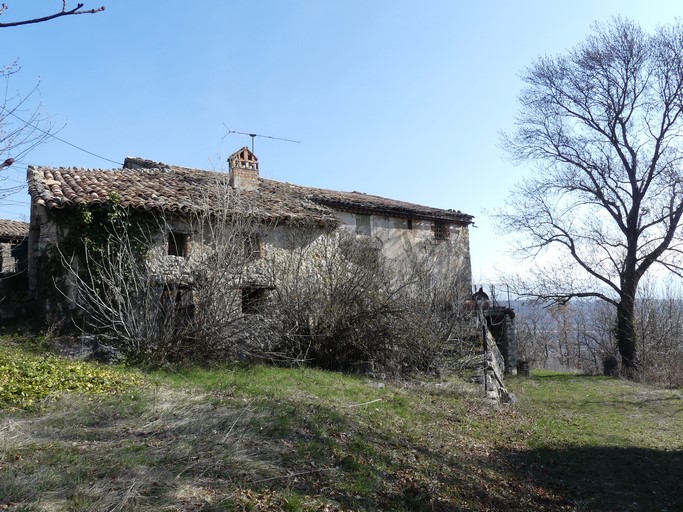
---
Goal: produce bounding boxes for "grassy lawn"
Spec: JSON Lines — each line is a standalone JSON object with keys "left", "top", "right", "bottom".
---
{"left": 1, "top": 337, "right": 682, "bottom": 511}
{"left": 507, "top": 371, "right": 683, "bottom": 511}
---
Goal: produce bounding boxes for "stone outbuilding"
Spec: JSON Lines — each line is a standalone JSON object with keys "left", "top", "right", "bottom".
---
{"left": 0, "top": 219, "right": 29, "bottom": 319}
{"left": 0, "top": 219, "right": 28, "bottom": 274}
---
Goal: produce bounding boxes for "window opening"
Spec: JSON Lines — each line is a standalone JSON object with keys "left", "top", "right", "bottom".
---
{"left": 355, "top": 214, "right": 371, "bottom": 236}
{"left": 168, "top": 232, "right": 191, "bottom": 257}
{"left": 11, "top": 241, "right": 28, "bottom": 273}
{"left": 433, "top": 222, "right": 450, "bottom": 241}
{"left": 242, "top": 287, "right": 266, "bottom": 314}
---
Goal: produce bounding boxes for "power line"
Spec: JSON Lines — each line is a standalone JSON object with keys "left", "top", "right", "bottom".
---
{"left": 1, "top": 107, "right": 123, "bottom": 166}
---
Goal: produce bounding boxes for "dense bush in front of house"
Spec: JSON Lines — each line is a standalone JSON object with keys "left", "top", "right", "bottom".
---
{"left": 265, "top": 229, "right": 473, "bottom": 375}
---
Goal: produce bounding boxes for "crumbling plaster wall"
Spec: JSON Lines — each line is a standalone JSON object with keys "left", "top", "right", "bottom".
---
{"left": 141, "top": 212, "right": 473, "bottom": 311}
{"left": 333, "top": 211, "right": 472, "bottom": 299}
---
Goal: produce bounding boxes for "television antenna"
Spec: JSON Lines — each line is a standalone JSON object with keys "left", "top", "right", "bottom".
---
{"left": 222, "top": 125, "right": 300, "bottom": 153}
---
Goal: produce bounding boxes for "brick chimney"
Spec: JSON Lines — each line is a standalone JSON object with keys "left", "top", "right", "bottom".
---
{"left": 228, "top": 147, "right": 259, "bottom": 191}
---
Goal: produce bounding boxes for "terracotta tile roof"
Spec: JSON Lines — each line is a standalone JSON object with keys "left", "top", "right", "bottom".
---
{"left": 0, "top": 219, "right": 29, "bottom": 241}
{"left": 27, "top": 160, "right": 473, "bottom": 226}
{"left": 27, "top": 165, "right": 338, "bottom": 226}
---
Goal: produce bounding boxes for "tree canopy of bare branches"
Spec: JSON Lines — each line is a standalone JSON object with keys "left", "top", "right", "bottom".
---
{"left": 0, "top": 64, "right": 52, "bottom": 191}
{"left": 499, "top": 18, "right": 683, "bottom": 375}
{"left": 0, "top": 2, "right": 104, "bottom": 201}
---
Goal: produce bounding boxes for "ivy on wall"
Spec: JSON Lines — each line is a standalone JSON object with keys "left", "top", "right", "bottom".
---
{"left": 34, "top": 194, "right": 161, "bottom": 321}
{"left": 54, "top": 192, "right": 158, "bottom": 264}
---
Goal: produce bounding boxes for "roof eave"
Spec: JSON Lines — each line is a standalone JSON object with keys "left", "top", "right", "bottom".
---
{"left": 311, "top": 199, "right": 474, "bottom": 225}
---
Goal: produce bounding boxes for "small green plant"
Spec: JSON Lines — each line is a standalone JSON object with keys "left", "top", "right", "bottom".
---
{"left": 0, "top": 342, "right": 142, "bottom": 410}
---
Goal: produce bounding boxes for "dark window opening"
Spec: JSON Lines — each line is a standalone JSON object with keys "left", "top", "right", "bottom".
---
{"left": 433, "top": 222, "right": 450, "bottom": 241}
{"left": 242, "top": 287, "right": 266, "bottom": 314}
{"left": 355, "top": 214, "right": 371, "bottom": 236}
{"left": 407, "top": 218, "right": 413, "bottom": 230}
{"left": 11, "top": 241, "right": 28, "bottom": 273}
{"left": 168, "top": 232, "right": 191, "bottom": 257}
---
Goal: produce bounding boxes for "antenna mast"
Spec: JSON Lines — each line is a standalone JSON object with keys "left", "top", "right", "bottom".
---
{"left": 222, "top": 126, "right": 300, "bottom": 153}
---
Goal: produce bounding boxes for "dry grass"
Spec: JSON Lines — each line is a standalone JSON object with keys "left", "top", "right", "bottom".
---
{"left": 1, "top": 387, "right": 281, "bottom": 511}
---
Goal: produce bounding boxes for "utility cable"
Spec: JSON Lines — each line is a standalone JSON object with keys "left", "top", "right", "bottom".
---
{"left": 1, "top": 106, "right": 123, "bottom": 166}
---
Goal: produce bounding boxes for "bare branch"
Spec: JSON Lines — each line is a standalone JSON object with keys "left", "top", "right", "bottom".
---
{"left": 0, "top": 2, "right": 105, "bottom": 28}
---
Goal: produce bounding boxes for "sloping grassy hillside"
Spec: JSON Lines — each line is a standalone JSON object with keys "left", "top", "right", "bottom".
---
{"left": 1, "top": 336, "right": 681, "bottom": 511}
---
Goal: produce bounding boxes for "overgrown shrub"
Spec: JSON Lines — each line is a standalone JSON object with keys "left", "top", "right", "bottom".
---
{"left": 59, "top": 190, "right": 271, "bottom": 364}
{"left": 267, "top": 229, "right": 471, "bottom": 375}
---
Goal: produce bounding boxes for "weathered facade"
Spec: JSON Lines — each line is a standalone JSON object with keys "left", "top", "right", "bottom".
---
{"left": 26, "top": 147, "right": 474, "bottom": 315}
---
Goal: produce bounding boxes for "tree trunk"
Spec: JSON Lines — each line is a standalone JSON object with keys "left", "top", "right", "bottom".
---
{"left": 615, "top": 291, "right": 638, "bottom": 376}
{"left": 616, "top": 222, "right": 640, "bottom": 377}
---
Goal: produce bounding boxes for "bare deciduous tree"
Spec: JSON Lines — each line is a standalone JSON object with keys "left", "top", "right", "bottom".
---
{"left": 0, "top": 2, "right": 105, "bottom": 203}
{"left": 500, "top": 18, "right": 683, "bottom": 375}
{"left": 0, "top": 64, "right": 52, "bottom": 201}
{"left": 635, "top": 280, "right": 683, "bottom": 387}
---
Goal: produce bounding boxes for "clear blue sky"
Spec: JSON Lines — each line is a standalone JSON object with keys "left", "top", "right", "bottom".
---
{"left": 1, "top": 0, "right": 681, "bottom": 283}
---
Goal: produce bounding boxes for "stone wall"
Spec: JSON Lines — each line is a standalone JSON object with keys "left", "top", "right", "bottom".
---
{"left": 486, "top": 308, "right": 518, "bottom": 375}
{"left": 0, "top": 243, "right": 13, "bottom": 273}
{"left": 484, "top": 329, "right": 511, "bottom": 403}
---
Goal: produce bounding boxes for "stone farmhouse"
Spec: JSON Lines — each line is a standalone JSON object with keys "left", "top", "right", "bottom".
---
{"left": 26, "top": 147, "right": 474, "bottom": 319}
{"left": 20, "top": 147, "right": 519, "bottom": 392}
